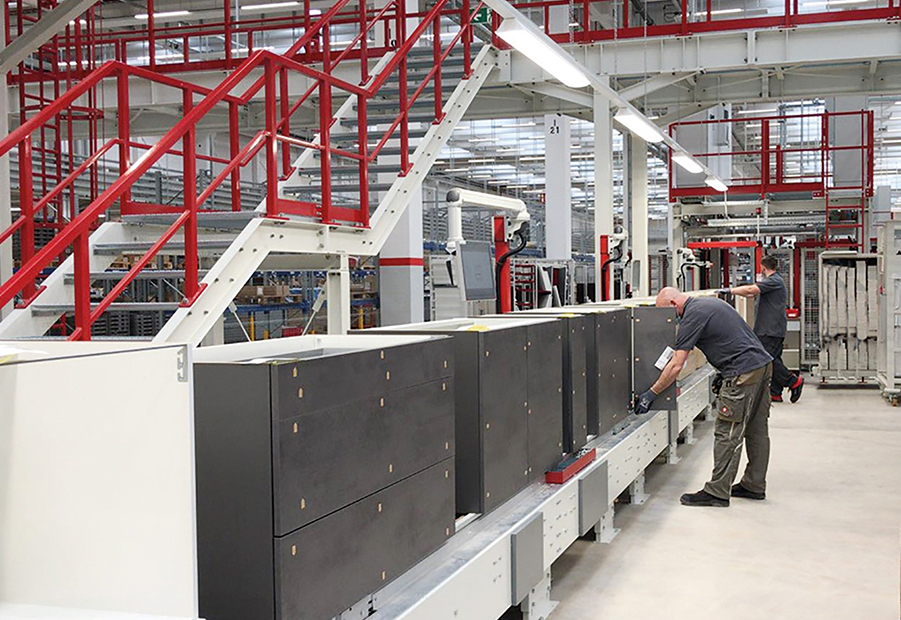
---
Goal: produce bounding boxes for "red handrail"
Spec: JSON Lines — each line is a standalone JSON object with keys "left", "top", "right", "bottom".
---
{"left": 0, "top": 0, "right": 483, "bottom": 340}
{"left": 668, "top": 110, "right": 874, "bottom": 201}
{"left": 8, "top": 0, "right": 901, "bottom": 80}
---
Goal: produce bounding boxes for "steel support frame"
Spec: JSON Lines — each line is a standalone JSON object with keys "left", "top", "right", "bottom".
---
{"left": 365, "top": 410, "right": 671, "bottom": 620}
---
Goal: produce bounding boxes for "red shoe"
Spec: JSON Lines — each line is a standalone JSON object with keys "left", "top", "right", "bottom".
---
{"left": 789, "top": 375, "right": 804, "bottom": 403}
{"left": 771, "top": 394, "right": 783, "bottom": 403}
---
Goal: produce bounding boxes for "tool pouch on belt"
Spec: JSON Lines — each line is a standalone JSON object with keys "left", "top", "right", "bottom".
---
{"left": 715, "top": 381, "right": 746, "bottom": 423}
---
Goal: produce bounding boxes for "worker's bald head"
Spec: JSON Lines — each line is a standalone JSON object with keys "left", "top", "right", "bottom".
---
{"left": 656, "top": 287, "right": 689, "bottom": 315}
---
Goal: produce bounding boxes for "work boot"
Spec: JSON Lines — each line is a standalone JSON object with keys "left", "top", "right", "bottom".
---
{"left": 731, "top": 483, "right": 766, "bottom": 500}
{"left": 680, "top": 490, "right": 729, "bottom": 507}
{"left": 790, "top": 375, "right": 804, "bottom": 403}
{"left": 771, "top": 393, "right": 783, "bottom": 403}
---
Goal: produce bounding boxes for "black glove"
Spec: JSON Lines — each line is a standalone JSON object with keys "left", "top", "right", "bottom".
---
{"left": 634, "top": 388, "right": 657, "bottom": 415}
{"left": 712, "top": 373, "right": 724, "bottom": 395}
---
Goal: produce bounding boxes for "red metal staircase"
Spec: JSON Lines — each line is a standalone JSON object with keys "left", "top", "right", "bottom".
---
{"left": 0, "top": 0, "right": 485, "bottom": 340}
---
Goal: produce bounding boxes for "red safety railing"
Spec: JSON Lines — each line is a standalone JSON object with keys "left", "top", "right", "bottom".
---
{"left": 668, "top": 110, "right": 874, "bottom": 200}
{"left": 9, "top": 0, "right": 901, "bottom": 80}
{"left": 670, "top": 110, "right": 874, "bottom": 250}
{"left": 497, "top": 0, "right": 901, "bottom": 44}
{"left": 0, "top": 0, "right": 482, "bottom": 340}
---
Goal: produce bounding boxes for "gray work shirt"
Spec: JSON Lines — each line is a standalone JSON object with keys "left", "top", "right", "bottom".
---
{"left": 754, "top": 273, "right": 788, "bottom": 338}
{"left": 675, "top": 297, "right": 772, "bottom": 378}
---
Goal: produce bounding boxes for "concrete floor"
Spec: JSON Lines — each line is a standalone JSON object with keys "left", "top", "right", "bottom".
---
{"left": 551, "top": 381, "right": 901, "bottom": 619}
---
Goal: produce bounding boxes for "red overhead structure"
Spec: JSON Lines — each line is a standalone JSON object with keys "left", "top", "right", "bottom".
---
{"left": 0, "top": 0, "right": 483, "bottom": 340}
{"left": 10, "top": 0, "right": 901, "bottom": 78}
{"left": 670, "top": 110, "right": 874, "bottom": 251}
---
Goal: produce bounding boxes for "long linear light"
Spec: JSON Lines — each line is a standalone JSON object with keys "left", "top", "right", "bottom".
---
{"left": 737, "top": 107, "right": 778, "bottom": 114}
{"left": 709, "top": 8, "right": 743, "bottom": 15}
{"left": 495, "top": 18, "right": 589, "bottom": 88}
{"left": 672, "top": 153, "right": 705, "bottom": 174}
{"left": 135, "top": 10, "right": 191, "bottom": 20}
{"left": 614, "top": 108, "right": 664, "bottom": 143}
{"left": 706, "top": 176, "right": 729, "bottom": 192}
{"left": 243, "top": 2, "right": 319, "bottom": 12}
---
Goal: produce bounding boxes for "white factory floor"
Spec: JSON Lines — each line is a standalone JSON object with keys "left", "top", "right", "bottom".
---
{"left": 550, "top": 380, "right": 901, "bottom": 620}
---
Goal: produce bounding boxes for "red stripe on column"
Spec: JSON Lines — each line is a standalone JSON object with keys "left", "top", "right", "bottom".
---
{"left": 380, "top": 257, "right": 424, "bottom": 266}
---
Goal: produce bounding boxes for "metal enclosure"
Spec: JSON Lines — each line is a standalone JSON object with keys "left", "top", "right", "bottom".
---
{"left": 594, "top": 308, "right": 635, "bottom": 431}
{"left": 877, "top": 221, "right": 901, "bottom": 397}
{"left": 499, "top": 310, "right": 591, "bottom": 451}
{"left": 631, "top": 306, "right": 678, "bottom": 411}
{"left": 357, "top": 317, "right": 564, "bottom": 514}
{"left": 515, "top": 306, "right": 632, "bottom": 438}
{"left": 816, "top": 251, "right": 878, "bottom": 381}
{"left": 192, "top": 335, "right": 456, "bottom": 620}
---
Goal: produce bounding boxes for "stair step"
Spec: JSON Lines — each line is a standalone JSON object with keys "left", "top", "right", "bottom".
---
{"left": 31, "top": 302, "right": 181, "bottom": 316}
{"left": 364, "top": 97, "right": 437, "bottom": 112}
{"left": 64, "top": 270, "right": 211, "bottom": 283}
{"left": 122, "top": 211, "right": 260, "bottom": 230}
{"left": 93, "top": 239, "right": 235, "bottom": 255}
{"left": 284, "top": 182, "right": 394, "bottom": 195}
{"left": 289, "top": 163, "right": 401, "bottom": 176}
{"left": 341, "top": 112, "right": 441, "bottom": 128}
{"left": 330, "top": 128, "right": 432, "bottom": 144}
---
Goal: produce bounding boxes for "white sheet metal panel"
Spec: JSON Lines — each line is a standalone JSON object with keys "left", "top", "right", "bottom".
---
{"left": 541, "top": 483, "right": 579, "bottom": 569}
{"left": 0, "top": 342, "right": 198, "bottom": 618}
{"left": 600, "top": 411, "right": 668, "bottom": 505}
{"left": 677, "top": 367, "right": 714, "bottom": 435}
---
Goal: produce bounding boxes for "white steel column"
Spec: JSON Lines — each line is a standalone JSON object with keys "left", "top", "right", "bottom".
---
{"left": 0, "top": 7, "right": 11, "bottom": 319}
{"left": 327, "top": 253, "right": 352, "bottom": 334}
{"left": 379, "top": 186, "right": 425, "bottom": 326}
{"left": 628, "top": 135, "right": 649, "bottom": 296}
{"left": 593, "top": 86, "right": 614, "bottom": 296}
{"left": 545, "top": 113, "right": 572, "bottom": 261}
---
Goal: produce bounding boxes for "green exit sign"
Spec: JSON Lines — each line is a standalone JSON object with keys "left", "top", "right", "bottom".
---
{"left": 473, "top": 7, "right": 491, "bottom": 24}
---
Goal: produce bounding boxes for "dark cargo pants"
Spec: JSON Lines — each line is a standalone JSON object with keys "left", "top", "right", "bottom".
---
{"left": 704, "top": 363, "right": 773, "bottom": 500}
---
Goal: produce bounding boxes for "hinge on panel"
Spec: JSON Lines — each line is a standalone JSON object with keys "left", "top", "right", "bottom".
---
{"left": 177, "top": 346, "right": 188, "bottom": 382}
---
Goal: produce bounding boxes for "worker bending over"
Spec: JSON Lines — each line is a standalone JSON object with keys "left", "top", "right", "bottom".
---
{"left": 635, "top": 288, "right": 773, "bottom": 507}
{"left": 723, "top": 255, "right": 804, "bottom": 403}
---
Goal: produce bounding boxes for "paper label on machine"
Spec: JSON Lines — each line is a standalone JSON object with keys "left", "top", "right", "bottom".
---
{"left": 655, "top": 346, "right": 675, "bottom": 370}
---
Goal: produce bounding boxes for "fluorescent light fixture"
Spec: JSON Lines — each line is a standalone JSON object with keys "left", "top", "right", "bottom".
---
{"left": 443, "top": 167, "right": 471, "bottom": 173}
{"left": 803, "top": 0, "right": 863, "bottom": 6}
{"left": 709, "top": 8, "right": 743, "bottom": 15}
{"left": 496, "top": 18, "right": 590, "bottom": 88}
{"left": 737, "top": 108, "right": 778, "bottom": 114}
{"left": 468, "top": 158, "right": 496, "bottom": 163}
{"left": 614, "top": 108, "right": 665, "bottom": 143}
{"left": 241, "top": 1, "right": 303, "bottom": 11}
{"left": 135, "top": 10, "right": 191, "bottom": 20}
{"left": 705, "top": 176, "right": 728, "bottom": 192}
{"left": 672, "top": 153, "right": 704, "bottom": 174}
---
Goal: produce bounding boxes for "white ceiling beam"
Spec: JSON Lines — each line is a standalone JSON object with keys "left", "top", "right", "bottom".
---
{"left": 0, "top": 0, "right": 100, "bottom": 74}
{"left": 617, "top": 72, "right": 697, "bottom": 101}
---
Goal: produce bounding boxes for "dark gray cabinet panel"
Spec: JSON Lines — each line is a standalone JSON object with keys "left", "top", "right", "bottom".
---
{"left": 271, "top": 339, "right": 453, "bottom": 419}
{"left": 355, "top": 320, "right": 563, "bottom": 515}
{"left": 195, "top": 363, "right": 275, "bottom": 620}
{"left": 193, "top": 337, "right": 456, "bottom": 620}
{"left": 272, "top": 378, "right": 455, "bottom": 534}
{"left": 276, "top": 460, "right": 455, "bottom": 620}
{"left": 632, "top": 306, "right": 677, "bottom": 411}
{"left": 478, "top": 329, "right": 530, "bottom": 514}
{"left": 559, "top": 314, "right": 590, "bottom": 451}
{"left": 593, "top": 309, "right": 632, "bottom": 435}
{"left": 525, "top": 320, "right": 564, "bottom": 479}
